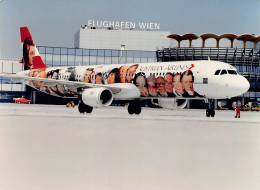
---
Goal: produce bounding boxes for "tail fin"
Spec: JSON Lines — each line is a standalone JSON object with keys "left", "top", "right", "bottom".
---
{"left": 20, "top": 27, "right": 48, "bottom": 70}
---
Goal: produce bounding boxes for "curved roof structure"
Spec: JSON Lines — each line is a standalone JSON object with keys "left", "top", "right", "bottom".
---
{"left": 166, "top": 33, "right": 260, "bottom": 49}
{"left": 237, "top": 34, "right": 256, "bottom": 48}
{"left": 254, "top": 36, "right": 260, "bottom": 43}
{"left": 251, "top": 36, "right": 260, "bottom": 48}
{"left": 167, "top": 34, "right": 183, "bottom": 41}
{"left": 167, "top": 34, "right": 183, "bottom": 47}
{"left": 219, "top": 33, "right": 238, "bottom": 40}
{"left": 219, "top": 33, "right": 238, "bottom": 48}
{"left": 200, "top": 33, "right": 220, "bottom": 47}
{"left": 237, "top": 34, "right": 256, "bottom": 41}
{"left": 200, "top": 33, "right": 220, "bottom": 40}
{"left": 182, "top": 33, "right": 199, "bottom": 40}
{"left": 181, "top": 33, "right": 199, "bottom": 47}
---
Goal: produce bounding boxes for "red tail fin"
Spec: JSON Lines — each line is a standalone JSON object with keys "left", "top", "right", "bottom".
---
{"left": 20, "top": 27, "right": 48, "bottom": 70}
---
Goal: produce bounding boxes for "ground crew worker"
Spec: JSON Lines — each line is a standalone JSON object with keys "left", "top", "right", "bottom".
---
{"left": 234, "top": 100, "right": 241, "bottom": 118}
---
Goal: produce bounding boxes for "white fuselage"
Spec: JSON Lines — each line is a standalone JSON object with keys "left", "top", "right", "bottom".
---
{"left": 20, "top": 60, "right": 250, "bottom": 100}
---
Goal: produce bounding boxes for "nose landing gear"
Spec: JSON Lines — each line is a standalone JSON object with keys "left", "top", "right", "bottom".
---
{"left": 206, "top": 99, "right": 215, "bottom": 117}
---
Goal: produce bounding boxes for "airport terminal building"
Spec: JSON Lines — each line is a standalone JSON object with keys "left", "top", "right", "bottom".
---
{"left": 1, "top": 20, "right": 260, "bottom": 107}
{"left": 74, "top": 20, "right": 170, "bottom": 51}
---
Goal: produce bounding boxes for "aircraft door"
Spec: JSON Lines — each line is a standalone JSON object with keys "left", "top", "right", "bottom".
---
{"left": 194, "top": 69, "right": 205, "bottom": 84}
{"left": 192, "top": 67, "right": 208, "bottom": 96}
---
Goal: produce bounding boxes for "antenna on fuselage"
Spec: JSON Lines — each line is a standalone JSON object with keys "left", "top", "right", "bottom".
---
{"left": 208, "top": 56, "right": 211, "bottom": 61}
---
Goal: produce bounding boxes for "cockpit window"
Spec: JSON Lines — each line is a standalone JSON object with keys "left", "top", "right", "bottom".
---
{"left": 227, "top": 70, "right": 237, "bottom": 75}
{"left": 214, "top": 70, "right": 221, "bottom": 75}
{"left": 220, "top": 70, "right": 227, "bottom": 75}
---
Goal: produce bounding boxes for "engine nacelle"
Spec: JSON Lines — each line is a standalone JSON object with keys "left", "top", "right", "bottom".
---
{"left": 81, "top": 87, "right": 113, "bottom": 108}
{"left": 153, "top": 99, "right": 188, "bottom": 110}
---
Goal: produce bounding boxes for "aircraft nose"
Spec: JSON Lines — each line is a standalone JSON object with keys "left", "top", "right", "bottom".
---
{"left": 242, "top": 76, "right": 250, "bottom": 93}
{"left": 237, "top": 76, "right": 250, "bottom": 95}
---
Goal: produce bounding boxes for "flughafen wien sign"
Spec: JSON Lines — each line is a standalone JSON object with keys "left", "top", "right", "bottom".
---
{"left": 87, "top": 20, "right": 160, "bottom": 30}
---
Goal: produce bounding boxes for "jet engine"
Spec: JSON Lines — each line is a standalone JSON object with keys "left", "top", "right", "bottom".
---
{"left": 152, "top": 99, "right": 188, "bottom": 110}
{"left": 81, "top": 87, "right": 113, "bottom": 108}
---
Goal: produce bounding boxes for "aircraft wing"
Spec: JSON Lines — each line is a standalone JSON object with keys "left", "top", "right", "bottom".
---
{"left": 0, "top": 73, "right": 124, "bottom": 94}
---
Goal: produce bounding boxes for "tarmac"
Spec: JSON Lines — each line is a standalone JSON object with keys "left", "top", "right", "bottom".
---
{"left": 0, "top": 103, "right": 259, "bottom": 190}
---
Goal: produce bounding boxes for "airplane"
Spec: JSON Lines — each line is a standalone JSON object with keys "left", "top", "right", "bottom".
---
{"left": 0, "top": 27, "right": 250, "bottom": 117}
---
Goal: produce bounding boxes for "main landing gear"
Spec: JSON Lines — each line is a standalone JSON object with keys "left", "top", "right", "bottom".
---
{"left": 128, "top": 100, "right": 142, "bottom": 115}
{"left": 78, "top": 101, "right": 93, "bottom": 114}
{"left": 206, "top": 99, "right": 215, "bottom": 117}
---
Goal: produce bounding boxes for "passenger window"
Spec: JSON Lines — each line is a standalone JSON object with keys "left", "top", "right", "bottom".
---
{"left": 214, "top": 70, "right": 221, "bottom": 75}
{"left": 220, "top": 70, "right": 227, "bottom": 75}
{"left": 228, "top": 70, "right": 237, "bottom": 75}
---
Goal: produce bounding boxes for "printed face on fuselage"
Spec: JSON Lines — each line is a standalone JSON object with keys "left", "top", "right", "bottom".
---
{"left": 164, "top": 74, "right": 173, "bottom": 93}
{"left": 156, "top": 76, "right": 166, "bottom": 94}
{"left": 173, "top": 74, "right": 183, "bottom": 94}
{"left": 95, "top": 75, "right": 102, "bottom": 84}
{"left": 28, "top": 45, "right": 35, "bottom": 68}
{"left": 83, "top": 69, "right": 93, "bottom": 83}
{"left": 126, "top": 65, "right": 138, "bottom": 83}
{"left": 182, "top": 74, "right": 194, "bottom": 94}
{"left": 136, "top": 75, "right": 149, "bottom": 97}
{"left": 107, "top": 72, "right": 116, "bottom": 84}
{"left": 119, "top": 66, "right": 129, "bottom": 83}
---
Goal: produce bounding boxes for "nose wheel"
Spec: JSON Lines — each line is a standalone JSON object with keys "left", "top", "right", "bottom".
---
{"left": 206, "top": 108, "right": 215, "bottom": 117}
{"left": 206, "top": 99, "right": 215, "bottom": 117}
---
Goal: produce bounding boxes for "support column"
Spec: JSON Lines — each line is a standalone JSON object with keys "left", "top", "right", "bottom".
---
{"left": 187, "top": 100, "right": 191, "bottom": 109}
{"left": 214, "top": 99, "right": 218, "bottom": 110}
{"left": 202, "top": 39, "right": 205, "bottom": 48}
{"left": 242, "top": 97, "right": 245, "bottom": 105}
{"left": 216, "top": 39, "right": 220, "bottom": 48}
{"left": 189, "top": 39, "right": 192, "bottom": 48}
{"left": 31, "top": 90, "right": 36, "bottom": 104}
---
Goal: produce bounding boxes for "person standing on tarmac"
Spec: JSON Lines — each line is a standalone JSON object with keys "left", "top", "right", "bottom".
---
{"left": 234, "top": 100, "right": 241, "bottom": 118}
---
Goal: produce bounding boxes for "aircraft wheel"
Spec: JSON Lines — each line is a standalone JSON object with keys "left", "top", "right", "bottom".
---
{"left": 128, "top": 104, "right": 135, "bottom": 115}
{"left": 134, "top": 105, "right": 142, "bottom": 115}
{"left": 210, "top": 110, "right": 215, "bottom": 117}
{"left": 206, "top": 109, "right": 210, "bottom": 117}
{"left": 85, "top": 105, "right": 93, "bottom": 113}
{"left": 78, "top": 102, "right": 86, "bottom": 114}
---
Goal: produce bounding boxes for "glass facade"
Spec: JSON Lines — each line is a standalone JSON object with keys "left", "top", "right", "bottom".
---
{"left": 0, "top": 59, "right": 25, "bottom": 102}
{"left": 0, "top": 59, "right": 24, "bottom": 92}
{"left": 37, "top": 46, "right": 157, "bottom": 67}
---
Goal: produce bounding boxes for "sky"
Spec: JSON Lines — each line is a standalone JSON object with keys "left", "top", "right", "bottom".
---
{"left": 0, "top": 0, "right": 260, "bottom": 59}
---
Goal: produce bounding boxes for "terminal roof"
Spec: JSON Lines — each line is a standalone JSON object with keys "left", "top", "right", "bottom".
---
{"left": 237, "top": 34, "right": 256, "bottom": 42}
{"left": 219, "top": 33, "right": 238, "bottom": 40}
{"left": 200, "top": 33, "right": 220, "bottom": 40}
{"left": 182, "top": 33, "right": 199, "bottom": 40}
{"left": 166, "top": 32, "right": 260, "bottom": 48}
